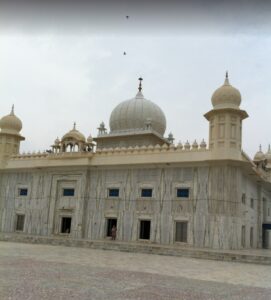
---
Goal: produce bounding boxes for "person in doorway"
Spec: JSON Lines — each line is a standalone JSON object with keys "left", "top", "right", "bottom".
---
{"left": 111, "top": 225, "right": 117, "bottom": 240}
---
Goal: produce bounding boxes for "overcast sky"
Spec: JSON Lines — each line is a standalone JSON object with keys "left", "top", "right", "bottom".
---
{"left": 0, "top": 1, "right": 270, "bottom": 157}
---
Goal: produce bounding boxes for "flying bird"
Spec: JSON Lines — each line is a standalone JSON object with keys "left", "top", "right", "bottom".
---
{"left": 123, "top": 52, "right": 127, "bottom": 55}
{"left": 126, "top": 16, "right": 129, "bottom": 19}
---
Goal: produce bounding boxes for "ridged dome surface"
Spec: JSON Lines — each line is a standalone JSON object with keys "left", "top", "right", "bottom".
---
{"left": 109, "top": 91, "right": 166, "bottom": 136}
{"left": 62, "top": 124, "right": 85, "bottom": 142}
{"left": 211, "top": 75, "right": 241, "bottom": 109}
{"left": 0, "top": 106, "right": 22, "bottom": 134}
{"left": 254, "top": 147, "right": 265, "bottom": 162}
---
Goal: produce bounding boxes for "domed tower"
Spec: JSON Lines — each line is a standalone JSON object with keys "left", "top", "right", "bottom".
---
{"left": 60, "top": 123, "right": 86, "bottom": 152}
{"left": 0, "top": 105, "right": 25, "bottom": 163}
{"left": 95, "top": 78, "right": 169, "bottom": 149}
{"left": 204, "top": 73, "right": 248, "bottom": 158}
{"left": 253, "top": 145, "right": 266, "bottom": 169}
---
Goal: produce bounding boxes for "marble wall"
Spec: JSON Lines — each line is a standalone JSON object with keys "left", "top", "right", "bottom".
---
{"left": 0, "top": 163, "right": 270, "bottom": 249}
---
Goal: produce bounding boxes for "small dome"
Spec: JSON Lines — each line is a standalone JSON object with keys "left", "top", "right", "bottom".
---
{"left": 184, "top": 140, "right": 190, "bottom": 150}
{"left": 211, "top": 73, "right": 241, "bottom": 109}
{"left": 54, "top": 137, "right": 60, "bottom": 145}
{"left": 200, "top": 139, "right": 207, "bottom": 149}
{"left": 62, "top": 123, "right": 85, "bottom": 142}
{"left": 87, "top": 134, "right": 93, "bottom": 142}
{"left": 177, "top": 141, "right": 183, "bottom": 149}
{"left": 0, "top": 105, "right": 22, "bottom": 134}
{"left": 192, "top": 140, "right": 198, "bottom": 149}
{"left": 254, "top": 145, "right": 265, "bottom": 162}
{"left": 109, "top": 79, "right": 166, "bottom": 136}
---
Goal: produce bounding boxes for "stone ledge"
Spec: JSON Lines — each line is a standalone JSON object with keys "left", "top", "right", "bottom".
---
{"left": 0, "top": 232, "right": 271, "bottom": 265}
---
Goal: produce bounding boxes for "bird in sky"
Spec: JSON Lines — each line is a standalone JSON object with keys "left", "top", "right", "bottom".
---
{"left": 124, "top": 16, "right": 129, "bottom": 55}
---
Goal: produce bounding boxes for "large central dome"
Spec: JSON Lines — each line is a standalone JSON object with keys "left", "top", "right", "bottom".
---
{"left": 109, "top": 88, "right": 166, "bottom": 136}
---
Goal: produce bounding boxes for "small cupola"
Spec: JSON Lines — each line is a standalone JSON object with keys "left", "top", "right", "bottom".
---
{"left": 254, "top": 145, "right": 266, "bottom": 162}
{"left": 0, "top": 105, "right": 23, "bottom": 135}
{"left": 211, "top": 72, "right": 242, "bottom": 110}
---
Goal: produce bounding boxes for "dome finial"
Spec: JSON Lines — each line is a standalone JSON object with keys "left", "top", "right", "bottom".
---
{"left": 73, "top": 122, "right": 76, "bottom": 130}
{"left": 138, "top": 77, "right": 143, "bottom": 92}
{"left": 11, "top": 104, "right": 14, "bottom": 115}
{"left": 259, "top": 144, "right": 262, "bottom": 152}
{"left": 224, "top": 71, "right": 229, "bottom": 85}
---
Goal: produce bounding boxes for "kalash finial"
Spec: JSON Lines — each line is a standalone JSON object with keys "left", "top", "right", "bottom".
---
{"left": 224, "top": 71, "right": 230, "bottom": 85}
{"left": 10, "top": 104, "right": 15, "bottom": 115}
{"left": 138, "top": 77, "right": 143, "bottom": 92}
{"left": 224, "top": 71, "right": 229, "bottom": 85}
{"left": 73, "top": 122, "right": 76, "bottom": 130}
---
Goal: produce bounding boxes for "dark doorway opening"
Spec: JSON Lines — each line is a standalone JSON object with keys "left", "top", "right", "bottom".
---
{"left": 16, "top": 215, "right": 25, "bottom": 231}
{"left": 262, "top": 224, "right": 271, "bottom": 248}
{"left": 175, "top": 221, "right": 188, "bottom": 243}
{"left": 61, "top": 217, "right": 72, "bottom": 234}
{"left": 139, "top": 220, "right": 151, "bottom": 240}
{"left": 106, "top": 218, "right": 117, "bottom": 237}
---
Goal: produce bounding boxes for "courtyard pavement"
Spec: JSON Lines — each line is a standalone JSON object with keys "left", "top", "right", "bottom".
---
{"left": 0, "top": 241, "right": 271, "bottom": 299}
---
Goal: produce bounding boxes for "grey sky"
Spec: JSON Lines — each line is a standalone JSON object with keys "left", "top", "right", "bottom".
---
{"left": 0, "top": 2, "right": 270, "bottom": 157}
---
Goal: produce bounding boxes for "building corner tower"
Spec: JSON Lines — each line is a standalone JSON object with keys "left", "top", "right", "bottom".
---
{"left": 204, "top": 73, "right": 248, "bottom": 159}
{"left": 0, "top": 105, "right": 25, "bottom": 166}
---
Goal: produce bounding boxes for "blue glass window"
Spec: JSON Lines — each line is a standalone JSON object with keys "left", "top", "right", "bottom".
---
{"left": 141, "top": 189, "right": 153, "bottom": 197}
{"left": 108, "top": 188, "right": 119, "bottom": 197}
{"left": 63, "top": 188, "right": 75, "bottom": 196}
{"left": 19, "top": 188, "right": 28, "bottom": 196}
{"left": 177, "top": 188, "right": 189, "bottom": 198}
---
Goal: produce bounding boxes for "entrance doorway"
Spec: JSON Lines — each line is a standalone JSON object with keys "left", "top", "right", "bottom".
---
{"left": 139, "top": 220, "right": 151, "bottom": 240}
{"left": 106, "top": 218, "right": 117, "bottom": 237}
{"left": 175, "top": 221, "right": 188, "bottom": 243}
{"left": 262, "top": 223, "right": 271, "bottom": 248}
{"left": 61, "top": 217, "right": 72, "bottom": 234}
{"left": 241, "top": 225, "right": 246, "bottom": 248}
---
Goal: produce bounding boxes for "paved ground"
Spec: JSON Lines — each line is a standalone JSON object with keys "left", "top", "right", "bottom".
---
{"left": 0, "top": 242, "right": 271, "bottom": 300}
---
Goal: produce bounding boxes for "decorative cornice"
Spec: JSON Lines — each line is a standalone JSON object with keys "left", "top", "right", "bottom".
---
{"left": 9, "top": 139, "right": 208, "bottom": 161}
{"left": 204, "top": 108, "right": 248, "bottom": 120}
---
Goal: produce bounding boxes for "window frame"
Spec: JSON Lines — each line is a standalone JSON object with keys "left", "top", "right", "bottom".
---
{"left": 18, "top": 188, "right": 28, "bottom": 197}
{"left": 176, "top": 188, "right": 190, "bottom": 199}
{"left": 108, "top": 188, "right": 120, "bottom": 198}
{"left": 140, "top": 188, "right": 153, "bottom": 198}
{"left": 62, "top": 188, "right": 75, "bottom": 197}
{"left": 16, "top": 185, "right": 29, "bottom": 198}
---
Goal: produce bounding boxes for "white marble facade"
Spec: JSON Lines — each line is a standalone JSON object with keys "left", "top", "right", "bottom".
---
{"left": 0, "top": 75, "right": 271, "bottom": 250}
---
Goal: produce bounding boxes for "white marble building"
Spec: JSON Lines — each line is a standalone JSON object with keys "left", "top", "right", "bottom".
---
{"left": 0, "top": 75, "right": 271, "bottom": 250}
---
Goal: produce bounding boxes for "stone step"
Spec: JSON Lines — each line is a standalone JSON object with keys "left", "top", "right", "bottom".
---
{"left": 0, "top": 232, "right": 271, "bottom": 265}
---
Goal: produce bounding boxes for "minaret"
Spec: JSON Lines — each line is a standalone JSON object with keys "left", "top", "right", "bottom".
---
{"left": 0, "top": 105, "right": 25, "bottom": 165}
{"left": 204, "top": 73, "right": 248, "bottom": 158}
